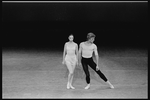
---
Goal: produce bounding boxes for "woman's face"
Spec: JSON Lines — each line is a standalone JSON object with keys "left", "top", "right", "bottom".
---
{"left": 69, "top": 35, "right": 74, "bottom": 41}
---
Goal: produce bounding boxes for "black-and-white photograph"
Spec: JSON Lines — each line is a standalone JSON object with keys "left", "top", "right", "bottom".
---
{"left": 2, "top": 1, "right": 148, "bottom": 99}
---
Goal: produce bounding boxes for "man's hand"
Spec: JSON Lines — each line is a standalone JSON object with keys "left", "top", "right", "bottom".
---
{"left": 96, "top": 66, "right": 99, "bottom": 71}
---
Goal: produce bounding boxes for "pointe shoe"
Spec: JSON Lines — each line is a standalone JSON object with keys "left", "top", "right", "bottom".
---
{"left": 85, "top": 84, "right": 90, "bottom": 89}
{"left": 67, "top": 83, "right": 70, "bottom": 89}
{"left": 70, "top": 85, "right": 75, "bottom": 89}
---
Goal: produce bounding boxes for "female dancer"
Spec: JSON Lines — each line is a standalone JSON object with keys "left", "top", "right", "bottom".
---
{"left": 62, "top": 34, "right": 78, "bottom": 89}
{"left": 78, "top": 32, "right": 114, "bottom": 89}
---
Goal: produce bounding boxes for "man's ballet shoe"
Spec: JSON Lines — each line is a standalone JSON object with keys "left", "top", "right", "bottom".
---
{"left": 85, "top": 84, "right": 90, "bottom": 89}
{"left": 106, "top": 81, "right": 114, "bottom": 89}
{"left": 110, "top": 85, "right": 114, "bottom": 89}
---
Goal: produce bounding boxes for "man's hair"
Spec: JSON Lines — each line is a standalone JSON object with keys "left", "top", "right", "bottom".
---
{"left": 69, "top": 34, "right": 74, "bottom": 37}
{"left": 87, "top": 32, "right": 96, "bottom": 40}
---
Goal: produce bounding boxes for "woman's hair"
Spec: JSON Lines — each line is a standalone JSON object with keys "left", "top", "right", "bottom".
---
{"left": 69, "top": 34, "right": 74, "bottom": 38}
{"left": 87, "top": 32, "right": 95, "bottom": 40}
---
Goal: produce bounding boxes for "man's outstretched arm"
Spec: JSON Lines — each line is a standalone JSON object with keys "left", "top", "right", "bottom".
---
{"left": 94, "top": 45, "right": 99, "bottom": 71}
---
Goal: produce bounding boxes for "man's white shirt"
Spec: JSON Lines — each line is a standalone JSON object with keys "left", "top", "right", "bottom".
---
{"left": 80, "top": 42, "right": 98, "bottom": 58}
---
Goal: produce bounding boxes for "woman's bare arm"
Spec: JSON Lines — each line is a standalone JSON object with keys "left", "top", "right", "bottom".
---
{"left": 75, "top": 44, "right": 79, "bottom": 64}
{"left": 62, "top": 43, "right": 66, "bottom": 64}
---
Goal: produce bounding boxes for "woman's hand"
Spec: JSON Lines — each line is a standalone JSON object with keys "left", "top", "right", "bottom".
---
{"left": 62, "top": 60, "right": 65, "bottom": 65}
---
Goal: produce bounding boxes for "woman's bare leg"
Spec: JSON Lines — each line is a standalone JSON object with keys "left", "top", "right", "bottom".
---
{"left": 70, "top": 64, "right": 76, "bottom": 89}
{"left": 67, "top": 73, "right": 72, "bottom": 89}
{"left": 66, "top": 62, "right": 72, "bottom": 89}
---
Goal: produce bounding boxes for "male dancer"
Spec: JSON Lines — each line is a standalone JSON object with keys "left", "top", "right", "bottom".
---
{"left": 78, "top": 32, "right": 114, "bottom": 89}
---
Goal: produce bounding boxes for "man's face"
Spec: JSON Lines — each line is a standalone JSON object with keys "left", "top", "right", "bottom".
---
{"left": 89, "top": 37, "right": 95, "bottom": 43}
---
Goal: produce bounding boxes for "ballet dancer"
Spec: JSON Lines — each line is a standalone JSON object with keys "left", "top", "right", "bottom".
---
{"left": 78, "top": 32, "right": 114, "bottom": 89}
{"left": 62, "top": 34, "right": 78, "bottom": 89}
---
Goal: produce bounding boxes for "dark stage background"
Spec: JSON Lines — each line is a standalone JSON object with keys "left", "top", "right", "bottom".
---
{"left": 2, "top": 2, "right": 148, "bottom": 51}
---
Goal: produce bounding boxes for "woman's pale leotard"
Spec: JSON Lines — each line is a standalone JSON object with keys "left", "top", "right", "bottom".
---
{"left": 65, "top": 42, "right": 77, "bottom": 66}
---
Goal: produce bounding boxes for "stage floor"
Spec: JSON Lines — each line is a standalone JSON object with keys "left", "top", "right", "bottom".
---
{"left": 2, "top": 50, "right": 148, "bottom": 98}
